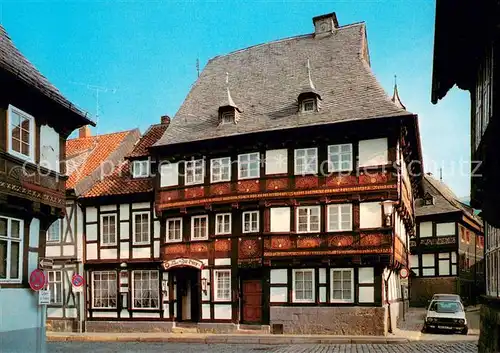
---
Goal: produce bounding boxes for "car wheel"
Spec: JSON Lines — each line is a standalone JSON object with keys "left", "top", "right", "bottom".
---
{"left": 461, "top": 327, "right": 468, "bottom": 335}
{"left": 421, "top": 325, "right": 428, "bottom": 334}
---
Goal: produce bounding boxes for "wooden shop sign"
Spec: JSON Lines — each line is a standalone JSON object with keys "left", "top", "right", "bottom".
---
{"left": 162, "top": 258, "right": 204, "bottom": 270}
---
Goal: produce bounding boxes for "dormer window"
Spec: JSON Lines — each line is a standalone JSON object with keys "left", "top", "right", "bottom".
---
{"left": 221, "top": 111, "right": 235, "bottom": 124}
{"left": 423, "top": 192, "right": 434, "bottom": 206}
{"left": 132, "top": 160, "right": 149, "bottom": 178}
{"left": 302, "top": 98, "right": 316, "bottom": 112}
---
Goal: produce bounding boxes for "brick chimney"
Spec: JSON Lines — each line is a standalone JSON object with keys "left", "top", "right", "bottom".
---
{"left": 161, "top": 115, "right": 171, "bottom": 126}
{"left": 313, "top": 12, "right": 339, "bottom": 36}
{"left": 79, "top": 126, "right": 91, "bottom": 138}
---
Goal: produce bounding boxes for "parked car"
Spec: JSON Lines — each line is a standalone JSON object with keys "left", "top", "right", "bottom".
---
{"left": 431, "top": 293, "right": 463, "bottom": 303}
{"left": 422, "top": 300, "right": 468, "bottom": 335}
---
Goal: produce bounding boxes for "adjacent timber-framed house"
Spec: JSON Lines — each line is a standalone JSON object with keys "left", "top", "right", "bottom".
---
{"left": 79, "top": 117, "right": 170, "bottom": 332}
{"left": 45, "top": 127, "right": 140, "bottom": 332}
{"left": 0, "top": 25, "right": 93, "bottom": 352}
{"left": 431, "top": 1, "right": 500, "bottom": 351}
{"left": 150, "top": 13, "right": 424, "bottom": 335}
{"left": 410, "top": 173, "right": 484, "bottom": 306}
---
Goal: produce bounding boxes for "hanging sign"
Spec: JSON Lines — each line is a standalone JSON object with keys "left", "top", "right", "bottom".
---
{"left": 400, "top": 268, "right": 409, "bottom": 279}
{"left": 29, "top": 269, "right": 46, "bottom": 291}
{"left": 38, "top": 258, "right": 53, "bottom": 270}
{"left": 162, "top": 258, "right": 204, "bottom": 270}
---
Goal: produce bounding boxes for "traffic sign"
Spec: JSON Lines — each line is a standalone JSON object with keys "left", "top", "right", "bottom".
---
{"left": 400, "top": 268, "right": 409, "bottom": 279}
{"left": 38, "top": 289, "right": 50, "bottom": 305}
{"left": 72, "top": 273, "right": 84, "bottom": 287}
{"left": 29, "top": 269, "right": 46, "bottom": 291}
{"left": 39, "top": 258, "right": 53, "bottom": 269}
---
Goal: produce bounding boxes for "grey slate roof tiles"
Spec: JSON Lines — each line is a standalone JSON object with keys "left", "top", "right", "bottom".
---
{"left": 155, "top": 22, "right": 411, "bottom": 147}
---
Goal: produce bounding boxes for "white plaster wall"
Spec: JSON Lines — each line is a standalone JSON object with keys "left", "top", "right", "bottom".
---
{"left": 120, "top": 222, "right": 129, "bottom": 240}
{"left": 358, "top": 138, "right": 388, "bottom": 167}
{"left": 265, "top": 149, "right": 288, "bottom": 175}
{"left": 270, "top": 287, "right": 287, "bottom": 302}
{"left": 133, "top": 312, "right": 160, "bottom": 318}
{"left": 66, "top": 308, "right": 77, "bottom": 318}
{"left": 100, "top": 205, "right": 117, "bottom": 212}
{"left": 121, "top": 310, "right": 130, "bottom": 318}
{"left": 422, "top": 254, "right": 435, "bottom": 267}
{"left": 419, "top": 222, "right": 433, "bottom": 237}
{"left": 92, "top": 312, "right": 118, "bottom": 318}
{"left": 40, "top": 125, "right": 60, "bottom": 173}
{"left": 86, "top": 244, "right": 98, "bottom": 260}
{"left": 319, "top": 268, "right": 326, "bottom": 284}
{"left": 202, "top": 269, "right": 211, "bottom": 301}
{"left": 437, "top": 222, "right": 455, "bottom": 236}
{"left": 100, "top": 249, "right": 117, "bottom": 259}
{"left": 62, "top": 245, "right": 74, "bottom": 257}
{"left": 214, "top": 304, "right": 232, "bottom": 320}
{"left": 29, "top": 218, "right": 40, "bottom": 248}
{"left": 214, "top": 258, "right": 231, "bottom": 266}
{"left": 86, "top": 224, "right": 98, "bottom": 242}
{"left": 132, "top": 202, "right": 150, "bottom": 210}
{"left": 360, "top": 202, "right": 382, "bottom": 229}
{"left": 120, "top": 243, "right": 129, "bottom": 259}
{"left": 270, "top": 208, "right": 290, "bottom": 232}
{"left": 359, "top": 287, "right": 375, "bottom": 303}
{"left": 45, "top": 246, "right": 61, "bottom": 257}
{"left": 270, "top": 269, "right": 287, "bottom": 284}
{"left": 358, "top": 267, "right": 374, "bottom": 284}
{"left": 47, "top": 308, "right": 63, "bottom": 317}
{"left": 86, "top": 207, "right": 97, "bottom": 223}
{"left": 28, "top": 252, "right": 38, "bottom": 277}
{"left": 154, "top": 241, "right": 159, "bottom": 258}
{"left": 160, "top": 162, "right": 178, "bottom": 187}
{"left": 410, "top": 255, "right": 419, "bottom": 269}
{"left": 132, "top": 247, "right": 150, "bottom": 259}
{"left": 319, "top": 287, "right": 327, "bottom": 302}
{"left": 202, "top": 304, "right": 211, "bottom": 320}
{"left": 77, "top": 205, "right": 84, "bottom": 261}
{"left": 120, "top": 204, "right": 130, "bottom": 221}
{"left": 154, "top": 220, "right": 160, "bottom": 239}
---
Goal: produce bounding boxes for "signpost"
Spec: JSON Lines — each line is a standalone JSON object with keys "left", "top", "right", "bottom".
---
{"left": 72, "top": 273, "right": 85, "bottom": 293}
{"left": 29, "top": 269, "right": 46, "bottom": 291}
{"left": 38, "top": 258, "right": 53, "bottom": 269}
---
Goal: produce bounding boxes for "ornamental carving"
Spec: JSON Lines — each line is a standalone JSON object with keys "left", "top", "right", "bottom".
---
{"left": 359, "top": 233, "right": 389, "bottom": 247}
{"left": 297, "top": 236, "right": 321, "bottom": 248}
{"left": 420, "top": 236, "right": 456, "bottom": 246}
{"left": 295, "top": 176, "right": 319, "bottom": 189}
{"left": 327, "top": 235, "right": 353, "bottom": 247}
{"left": 210, "top": 182, "right": 231, "bottom": 196}
{"left": 160, "top": 190, "right": 180, "bottom": 203}
{"left": 215, "top": 239, "right": 231, "bottom": 252}
{"left": 191, "top": 243, "right": 209, "bottom": 253}
{"left": 325, "top": 175, "right": 357, "bottom": 187}
{"left": 265, "top": 236, "right": 293, "bottom": 250}
{"left": 163, "top": 244, "right": 188, "bottom": 256}
{"left": 266, "top": 178, "right": 288, "bottom": 191}
{"left": 185, "top": 186, "right": 205, "bottom": 199}
{"left": 237, "top": 180, "right": 260, "bottom": 193}
{"left": 359, "top": 172, "right": 388, "bottom": 185}
{"left": 239, "top": 239, "right": 262, "bottom": 259}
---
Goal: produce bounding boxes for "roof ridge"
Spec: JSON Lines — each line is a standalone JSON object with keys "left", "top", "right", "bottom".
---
{"left": 67, "top": 128, "right": 137, "bottom": 141}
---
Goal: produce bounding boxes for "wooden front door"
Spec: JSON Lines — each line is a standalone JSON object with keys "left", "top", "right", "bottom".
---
{"left": 242, "top": 279, "right": 262, "bottom": 324}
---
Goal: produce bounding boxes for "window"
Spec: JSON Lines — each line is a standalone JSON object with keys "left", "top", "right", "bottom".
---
{"left": 330, "top": 268, "right": 354, "bottom": 303}
{"left": 243, "top": 211, "right": 259, "bottom": 233}
{"left": 419, "top": 221, "right": 433, "bottom": 238}
{"left": 191, "top": 215, "right": 208, "bottom": 240}
{"left": 0, "top": 216, "right": 23, "bottom": 283}
{"left": 160, "top": 162, "right": 178, "bottom": 187}
{"left": 294, "top": 148, "right": 317, "bottom": 175}
{"left": 238, "top": 152, "right": 260, "bottom": 179}
{"left": 100, "top": 214, "right": 117, "bottom": 245}
{"left": 48, "top": 271, "right": 63, "bottom": 305}
{"left": 133, "top": 212, "right": 150, "bottom": 244}
{"left": 132, "top": 160, "right": 149, "bottom": 178}
{"left": 327, "top": 204, "right": 352, "bottom": 232}
{"left": 214, "top": 269, "right": 231, "bottom": 301}
{"left": 328, "top": 144, "right": 353, "bottom": 172}
{"left": 265, "top": 149, "right": 288, "bottom": 175}
{"left": 185, "top": 159, "right": 204, "bottom": 185}
{"left": 436, "top": 222, "right": 455, "bottom": 237}
{"left": 7, "top": 105, "right": 34, "bottom": 161}
{"left": 132, "top": 270, "right": 159, "bottom": 309}
{"left": 215, "top": 213, "right": 231, "bottom": 235}
{"left": 297, "top": 206, "right": 320, "bottom": 233}
{"left": 47, "top": 220, "right": 60, "bottom": 243}
{"left": 302, "top": 98, "right": 316, "bottom": 112}
{"left": 359, "top": 202, "right": 382, "bottom": 229}
{"left": 293, "top": 269, "right": 314, "bottom": 302}
{"left": 211, "top": 157, "right": 231, "bottom": 183}
{"left": 221, "top": 111, "right": 234, "bottom": 124}
{"left": 92, "top": 271, "right": 117, "bottom": 308}
{"left": 166, "top": 218, "right": 182, "bottom": 242}
{"left": 358, "top": 138, "right": 388, "bottom": 167}
{"left": 270, "top": 207, "right": 290, "bottom": 232}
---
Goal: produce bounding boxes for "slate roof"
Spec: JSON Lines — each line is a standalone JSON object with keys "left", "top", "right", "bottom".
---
{"left": 82, "top": 122, "right": 169, "bottom": 198}
{"left": 416, "top": 174, "right": 482, "bottom": 225}
{"left": 66, "top": 129, "right": 140, "bottom": 196}
{"left": 0, "top": 25, "right": 93, "bottom": 124}
{"left": 155, "top": 21, "right": 411, "bottom": 147}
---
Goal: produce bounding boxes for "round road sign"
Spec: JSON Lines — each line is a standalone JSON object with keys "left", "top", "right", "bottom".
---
{"left": 72, "top": 273, "right": 84, "bottom": 287}
{"left": 29, "top": 269, "right": 46, "bottom": 291}
{"left": 400, "top": 268, "right": 409, "bottom": 279}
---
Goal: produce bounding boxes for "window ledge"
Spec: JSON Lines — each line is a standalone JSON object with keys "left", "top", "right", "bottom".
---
{"left": 0, "top": 279, "right": 22, "bottom": 284}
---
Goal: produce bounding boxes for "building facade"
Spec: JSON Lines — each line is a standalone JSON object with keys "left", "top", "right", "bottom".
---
{"left": 0, "top": 25, "right": 93, "bottom": 352}
{"left": 431, "top": 1, "right": 500, "bottom": 351}
{"left": 410, "top": 174, "right": 484, "bottom": 306}
{"left": 150, "top": 13, "right": 423, "bottom": 335}
{"left": 79, "top": 118, "right": 170, "bottom": 332}
{"left": 44, "top": 127, "right": 140, "bottom": 332}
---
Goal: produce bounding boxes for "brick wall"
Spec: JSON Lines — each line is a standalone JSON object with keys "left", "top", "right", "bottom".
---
{"left": 410, "top": 277, "right": 458, "bottom": 306}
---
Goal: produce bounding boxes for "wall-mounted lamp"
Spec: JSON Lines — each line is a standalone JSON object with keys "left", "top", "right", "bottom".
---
{"left": 201, "top": 277, "right": 208, "bottom": 294}
{"left": 120, "top": 262, "right": 127, "bottom": 268}
{"left": 381, "top": 200, "right": 397, "bottom": 227}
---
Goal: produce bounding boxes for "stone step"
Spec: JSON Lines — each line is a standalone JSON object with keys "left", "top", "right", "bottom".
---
{"left": 172, "top": 327, "right": 198, "bottom": 334}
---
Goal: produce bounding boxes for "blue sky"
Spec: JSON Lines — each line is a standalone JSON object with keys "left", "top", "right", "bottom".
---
{"left": 1, "top": 0, "right": 471, "bottom": 198}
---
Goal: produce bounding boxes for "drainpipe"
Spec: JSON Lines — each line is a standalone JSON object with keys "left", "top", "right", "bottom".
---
{"left": 384, "top": 209, "right": 396, "bottom": 334}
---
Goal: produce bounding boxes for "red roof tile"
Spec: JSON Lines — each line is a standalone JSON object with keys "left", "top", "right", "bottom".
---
{"left": 127, "top": 123, "right": 169, "bottom": 158}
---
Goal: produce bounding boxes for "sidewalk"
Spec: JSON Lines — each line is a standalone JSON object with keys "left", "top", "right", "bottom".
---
{"left": 46, "top": 331, "right": 478, "bottom": 345}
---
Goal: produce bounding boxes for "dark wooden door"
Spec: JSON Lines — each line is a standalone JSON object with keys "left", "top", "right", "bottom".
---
{"left": 242, "top": 279, "right": 262, "bottom": 324}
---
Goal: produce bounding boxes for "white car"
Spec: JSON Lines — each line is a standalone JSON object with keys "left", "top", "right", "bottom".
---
{"left": 422, "top": 299, "right": 468, "bottom": 335}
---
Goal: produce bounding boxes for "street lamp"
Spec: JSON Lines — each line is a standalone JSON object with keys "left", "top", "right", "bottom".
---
{"left": 381, "top": 200, "right": 397, "bottom": 227}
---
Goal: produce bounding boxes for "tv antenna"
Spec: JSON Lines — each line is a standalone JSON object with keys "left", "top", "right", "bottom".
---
{"left": 70, "top": 81, "right": 117, "bottom": 125}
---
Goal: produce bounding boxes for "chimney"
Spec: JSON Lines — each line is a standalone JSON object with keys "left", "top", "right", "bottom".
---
{"left": 312, "top": 12, "right": 339, "bottom": 36}
{"left": 79, "top": 126, "right": 91, "bottom": 138}
{"left": 161, "top": 115, "right": 171, "bottom": 126}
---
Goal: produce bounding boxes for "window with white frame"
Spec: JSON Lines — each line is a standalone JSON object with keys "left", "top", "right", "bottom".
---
{"left": 47, "top": 219, "right": 61, "bottom": 243}
{"left": 132, "top": 160, "right": 149, "bottom": 178}
{"left": 0, "top": 216, "right": 23, "bottom": 282}
{"left": 191, "top": 215, "right": 208, "bottom": 240}
{"left": 221, "top": 111, "right": 235, "bottom": 124}
{"left": 292, "top": 269, "right": 314, "bottom": 302}
{"left": 100, "top": 214, "right": 117, "bottom": 245}
{"left": 215, "top": 213, "right": 231, "bottom": 235}
{"left": 242, "top": 211, "right": 259, "bottom": 233}
{"left": 92, "top": 271, "right": 117, "bottom": 308}
{"left": 132, "top": 270, "right": 159, "bottom": 309}
{"left": 297, "top": 206, "right": 320, "bottom": 233}
{"left": 214, "top": 269, "right": 231, "bottom": 301}
{"left": 48, "top": 270, "right": 63, "bottom": 304}
{"left": 328, "top": 144, "right": 353, "bottom": 172}
{"left": 327, "top": 204, "right": 352, "bottom": 231}
{"left": 133, "top": 212, "right": 150, "bottom": 244}
{"left": 211, "top": 157, "right": 231, "bottom": 183}
{"left": 330, "top": 268, "right": 354, "bottom": 303}
{"left": 238, "top": 152, "right": 260, "bottom": 179}
{"left": 185, "top": 159, "right": 204, "bottom": 185}
{"left": 7, "top": 105, "right": 35, "bottom": 161}
{"left": 294, "top": 148, "right": 317, "bottom": 175}
{"left": 166, "top": 218, "right": 182, "bottom": 242}
{"left": 301, "top": 98, "right": 316, "bottom": 112}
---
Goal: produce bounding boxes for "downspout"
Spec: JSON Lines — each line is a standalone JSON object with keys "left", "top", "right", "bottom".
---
{"left": 385, "top": 210, "right": 396, "bottom": 334}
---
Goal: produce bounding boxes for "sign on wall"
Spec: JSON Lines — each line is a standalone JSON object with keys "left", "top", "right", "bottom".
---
{"left": 162, "top": 258, "right": 204, "bottom": 270}
{"left": 29, "top": 269, "right": 46, "bottom": 291}
{"left": 71, "top": 273, "right": 84, "bottom": 293}
{"left": 38, "top": 290, "right": 50, "bottom": 305}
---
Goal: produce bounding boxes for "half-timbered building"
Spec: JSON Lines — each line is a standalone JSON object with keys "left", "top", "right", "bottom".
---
{"left": 431, "top": 1, "right": 500, "bottom": 351}
{"left": 45, "top": 127, "right": 140, "bottom": 331}
{"left": 151, "top": 13, "right": 423, "bottom": 335}
{"left": 410, "top": 173, "right": 484, "bottom": 306}
{"left": 79, "top": 117, "right": 170, "bottom": 332}
{"left": 0, "top": 25, "right": 93, "bottom": 352}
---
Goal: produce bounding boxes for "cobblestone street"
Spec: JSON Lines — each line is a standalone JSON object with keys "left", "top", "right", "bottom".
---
{"left": 47, "top": 342, "right": 478, "bottom": 353}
